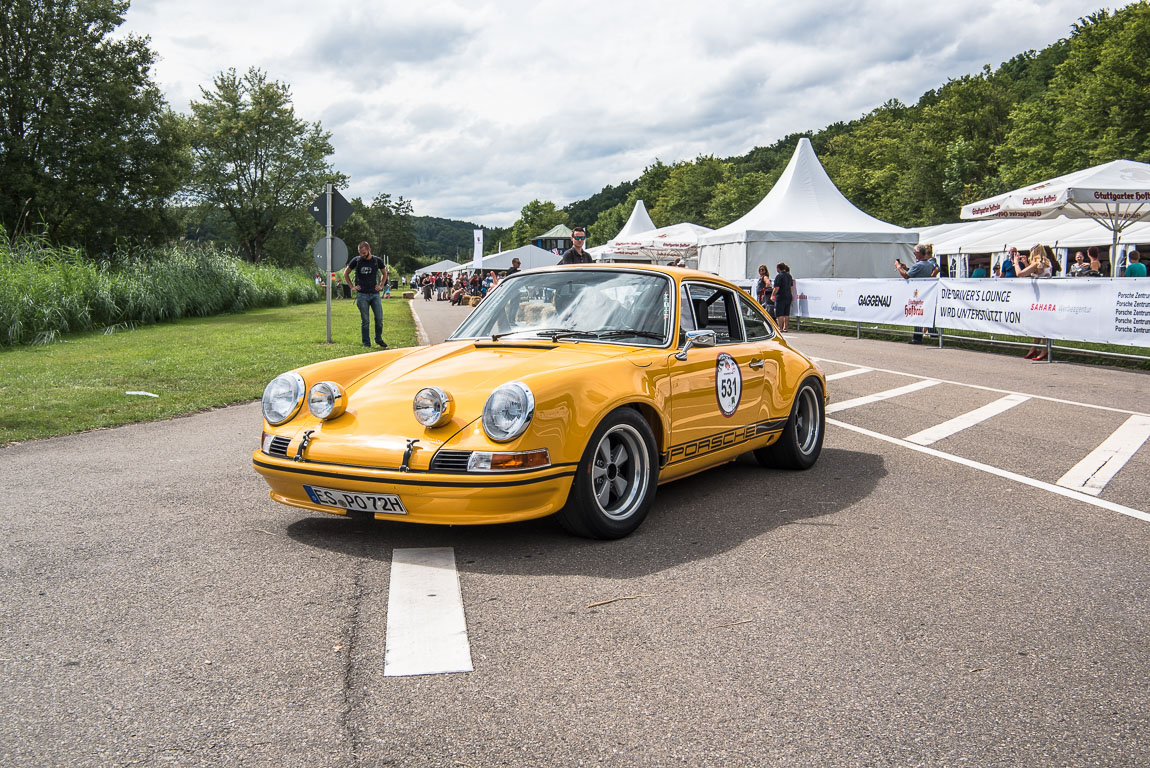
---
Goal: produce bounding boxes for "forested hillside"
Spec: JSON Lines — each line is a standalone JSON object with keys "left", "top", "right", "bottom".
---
{"left": 482, "top": 5, "right": 1149, "bottom": 249}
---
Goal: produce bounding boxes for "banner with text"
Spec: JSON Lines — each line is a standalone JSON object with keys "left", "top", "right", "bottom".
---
{"left": 795, "top": 278, "right": 939, "bottom": 326}
{"left": 935, "top": 277, "right": 1150, "bottom": 347}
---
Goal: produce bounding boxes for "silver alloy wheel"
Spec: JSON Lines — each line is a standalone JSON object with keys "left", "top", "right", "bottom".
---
{"left": 793, "top": 384, "right": 821, "bottom": 456}
{"left": 590, "top": 423, "right": 650, "bottom": 520}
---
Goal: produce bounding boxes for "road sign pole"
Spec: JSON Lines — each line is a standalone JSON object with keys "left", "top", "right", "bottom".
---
{"left": 326, "top": 182, "right": 333, "bottom": 344}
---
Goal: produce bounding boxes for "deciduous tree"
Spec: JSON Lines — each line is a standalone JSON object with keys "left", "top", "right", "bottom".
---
{"left": 0, "top": 0, "right": 189, "bottom": 250}
{"left": 187, "top": 67, "right": 345, "bottom": 263}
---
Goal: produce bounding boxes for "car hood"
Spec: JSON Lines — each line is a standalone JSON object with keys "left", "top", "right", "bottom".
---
{"left": 299, "top": 340, "right": 642, "bottom": 469}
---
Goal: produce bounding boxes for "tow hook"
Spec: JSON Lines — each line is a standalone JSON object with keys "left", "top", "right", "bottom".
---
{"left": 401, "top": 439, "right": 420, "bottom": 472}
{"left": 295, "top": 429, "right": 315, "bottom": 461}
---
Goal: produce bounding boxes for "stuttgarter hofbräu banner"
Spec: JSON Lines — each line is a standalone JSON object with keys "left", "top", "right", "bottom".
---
{"left": 794, "top": 278, "right": 1150, "bottom": 347}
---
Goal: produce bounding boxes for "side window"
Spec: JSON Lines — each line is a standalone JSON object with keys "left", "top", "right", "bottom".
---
{"left": 686, "top": 283, "right": 745, "bottom": 344}
{"left": 678, "top": 284, "right": 696, "bottom": 344}
{"left": 739, "top": 295, "right": 774, "bottom": 340}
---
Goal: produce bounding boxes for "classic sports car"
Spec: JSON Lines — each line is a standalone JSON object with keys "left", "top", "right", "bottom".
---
{"left": 253, "top": 264, "right": 825, "bottom": 539}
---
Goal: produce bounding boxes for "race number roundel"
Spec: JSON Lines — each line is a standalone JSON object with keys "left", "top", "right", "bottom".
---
{"left": 715, "top": 353, "right": 742, "bottom": 417}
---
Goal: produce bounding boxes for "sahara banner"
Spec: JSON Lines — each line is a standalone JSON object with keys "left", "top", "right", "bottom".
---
{"left": 935, "top": 277, "right": 1150, "bottom": 347}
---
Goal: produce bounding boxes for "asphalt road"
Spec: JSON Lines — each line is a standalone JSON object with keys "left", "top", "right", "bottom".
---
{"left": 2, "top": 306, "right": 1148, "bottom": 768}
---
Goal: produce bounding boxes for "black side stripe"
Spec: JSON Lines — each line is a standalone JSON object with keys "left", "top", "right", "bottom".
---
{"left": 665, "top": 418, "right": 788, "bottom": 465}
{"left": 253, "top": 458, "right": 576, "bottom": 489}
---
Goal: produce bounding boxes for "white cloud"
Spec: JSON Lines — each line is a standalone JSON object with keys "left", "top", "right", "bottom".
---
{"left": 121, "top": 0, "right": 1117, "bottom": 226}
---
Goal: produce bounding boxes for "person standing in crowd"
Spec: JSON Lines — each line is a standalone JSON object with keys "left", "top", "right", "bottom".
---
{"left": 1070, "top": 251, "right": 1089, "bottom": 276}
{"left": 506, "top": 257, "right": 522, "bottom": 276}
{"left": 895, "top": 244, "right": 937, "bottom": 343}
{"left": 753, "top": 264, "right": 774, "bottom": 316}
{"left": 971, "top": 263, "right": 988, "bottom": 278}
{"left": 992, "top": 264, "right": 1002, "bottom": 278}
{"left": 343, "top": 242, "right": 388, "bottom": 349}
{"left": 1014, "top": 244, "right": 1053, "bottom": 360}
{"left": 558, "top": 227, "right": 592, "bottom": 264}
{"left": 1002, "top": 247, "right": 1019, "bottom": 278}
{"left": 1124, "top": 250, "right": 1146, "bottom": 277}
{"left": 1087, "top": 246, "right": 1106, "bottom": 276}
{"left": 770, "top": 262, "right": 794, "bottom": 331}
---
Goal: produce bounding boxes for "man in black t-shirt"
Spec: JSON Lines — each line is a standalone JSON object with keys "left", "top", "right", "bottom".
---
{"left": 343, "top": 242, "right": 388, "bottom": 348}
{"left": 558, "top": 227, "right": 592, "bottom": 264}
{"left": 505, "top": 257, "right": 522, "bottom": 276}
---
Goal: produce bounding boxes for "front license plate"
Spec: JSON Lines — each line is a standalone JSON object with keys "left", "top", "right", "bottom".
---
{"left": 304, "top": 485, "right": 408, "bottom": 515}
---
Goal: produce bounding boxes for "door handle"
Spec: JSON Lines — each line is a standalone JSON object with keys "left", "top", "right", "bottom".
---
{"left": 748, "top": 358, "right": 765, "bottom": 370}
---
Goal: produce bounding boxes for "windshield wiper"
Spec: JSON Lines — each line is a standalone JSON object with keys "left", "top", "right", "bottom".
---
{"left": 595, "top": 329, "right": 667, "bottom": 341}
{"left": 490, "top": 327, "right": 593, "bottom": 342}
{"left": 491, "top": 327, "right": 566, "bottom": 341}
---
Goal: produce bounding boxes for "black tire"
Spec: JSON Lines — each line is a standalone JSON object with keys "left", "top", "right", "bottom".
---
{"left": 556, "top": 408, "right": 659, "bottom": 539}
{"left": 754, "top": 377, "right": 824, "bottom": 470}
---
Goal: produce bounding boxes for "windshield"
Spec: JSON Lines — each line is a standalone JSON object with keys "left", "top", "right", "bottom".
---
{"left": 450, "top": 270, "right": 674, "bottom": 346}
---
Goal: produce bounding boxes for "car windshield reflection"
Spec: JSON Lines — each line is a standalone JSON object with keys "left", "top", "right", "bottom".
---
{"left": 450, "top": 270, "right": 674, "bottom": 347}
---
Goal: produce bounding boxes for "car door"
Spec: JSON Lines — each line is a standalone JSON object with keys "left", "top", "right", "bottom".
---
{"left": 736, "top": 292, "right": 791, "bottom": 427}
{"left": 663, "top": 281, "right": 766, "bottom": 475}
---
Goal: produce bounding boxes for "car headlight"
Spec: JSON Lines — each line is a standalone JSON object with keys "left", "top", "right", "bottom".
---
{"left": 262, "top": 372, "right": 305, "bottom": 425}
{"left": 482, "top": 381, "right": 534, "bottom": 442}
{"left": 413, "top": 386, "right": 454, "bottom": 427}
{"left": 308, "top": 381, "right": 345, "bottom": 420}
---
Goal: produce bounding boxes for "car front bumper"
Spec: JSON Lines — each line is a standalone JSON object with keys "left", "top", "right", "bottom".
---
{"left": 252, "top": 451, "right": 577, "bottom": 525}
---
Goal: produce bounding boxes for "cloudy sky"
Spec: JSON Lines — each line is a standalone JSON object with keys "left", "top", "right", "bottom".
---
{"left": 122, "top": 0, "right": 1114, "bottom": 227}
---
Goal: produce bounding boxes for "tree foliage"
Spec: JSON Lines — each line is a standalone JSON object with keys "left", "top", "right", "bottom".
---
{"left": 187, "top": 67, "right": 345, "bottom": 263}
{"left": 509, "top": 200, "right": 568, "bottom": 248}
{"left": 527, "top": 2, "right": 1150, "bottom": 240}
{"left": 0, "top": 0, "right": 189, "bottom": 251}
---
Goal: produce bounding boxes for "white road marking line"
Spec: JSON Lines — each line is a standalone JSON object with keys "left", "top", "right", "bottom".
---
{"left": 826, "top": 379, "right": 940, "bottom": 413}
{"left": 825, "top": 367, "right": 874, "bottom": 381}
{"left": 813, "top": 355, "right": 1150, "bottom": 418}
{"left": 384, "top": 547, "right": 473, "bottom": 677}
{"left": 828, "top": 418, "right": 1150, "bottom": 524}
{"left": 904, "top": 394, "right": 1031, "bottom": 446}
{"left": 1055, "top": 415, "right": 1150, "bottom": 496}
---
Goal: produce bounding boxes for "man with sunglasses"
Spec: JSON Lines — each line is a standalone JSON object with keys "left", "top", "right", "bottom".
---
{"left": 558, "top": 226, "right": 593, "bottom": 264}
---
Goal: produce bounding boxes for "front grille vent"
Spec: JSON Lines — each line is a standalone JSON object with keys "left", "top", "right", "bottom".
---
{"left": 430, "top": 450, "right": 472, "bottom": 472}
{"left": 268, "top": 436, "right": 292, "bottom": 457}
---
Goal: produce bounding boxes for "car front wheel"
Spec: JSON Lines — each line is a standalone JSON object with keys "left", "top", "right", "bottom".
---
{"left": 557, "top": 408, "right": 658, "bottom": 539}
{"left": 754, "top": 377, "right": 824, "bottom": 470}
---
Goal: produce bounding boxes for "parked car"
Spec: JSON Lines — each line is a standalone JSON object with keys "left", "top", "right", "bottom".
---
{"left": 253, "top": 264, "right": 826, "bottom": 539}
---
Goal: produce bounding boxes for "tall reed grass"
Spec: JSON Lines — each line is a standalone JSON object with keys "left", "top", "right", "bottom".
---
{"left": 0, "top": 236, "right": 321, "bottom": 346}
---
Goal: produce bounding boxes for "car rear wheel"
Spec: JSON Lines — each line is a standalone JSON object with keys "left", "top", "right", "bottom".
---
{"left": 557, "top": 408, "right": 658, "bottom": 539}
{"left": 754, "top": 377, "right": 824, "bottom": 470}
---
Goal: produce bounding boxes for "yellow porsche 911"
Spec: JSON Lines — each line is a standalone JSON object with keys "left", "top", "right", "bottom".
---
{"left": 253, "top": 264, "right": 826, "bottom": 539}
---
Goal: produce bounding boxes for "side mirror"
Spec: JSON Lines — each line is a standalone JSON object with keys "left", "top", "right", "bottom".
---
{"left": 674, "top": 329, "right": 717, "bottom": 361}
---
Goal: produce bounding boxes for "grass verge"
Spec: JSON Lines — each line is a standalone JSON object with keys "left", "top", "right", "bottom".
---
{"left": 0, "top": 298, "right": 417, "bottom": 445}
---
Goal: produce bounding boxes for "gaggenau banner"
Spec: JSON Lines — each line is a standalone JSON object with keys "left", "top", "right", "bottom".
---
{"left": 794, "top": 278, "right": 1150, "bottom": 348}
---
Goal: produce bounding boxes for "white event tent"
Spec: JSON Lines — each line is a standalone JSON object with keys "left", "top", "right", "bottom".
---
{"left": 413, "top": 259, "right": 460, "bottom": 277}
{"left": 449, "top": 244, "right": 556, "bottom": 273}
{"left": 698, "top": 138, "right": 917, "bottom": 279}
{"left": 606, "top": 222, "right": 714, "bottom": 266}
{"left": 958, "top": 158, "right": 1150, "bottom": 274}
{"left": 588, "top": 199, "right": 657, "bottom": 261}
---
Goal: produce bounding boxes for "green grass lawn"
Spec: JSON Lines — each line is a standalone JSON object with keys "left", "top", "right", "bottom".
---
{"left": 0, "top": 297, "right": 417, "bottom": 445}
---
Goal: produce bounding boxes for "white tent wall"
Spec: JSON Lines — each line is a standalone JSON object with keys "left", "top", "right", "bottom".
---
{"left": 720, "top": 240, "right": 911, "bottom": 280}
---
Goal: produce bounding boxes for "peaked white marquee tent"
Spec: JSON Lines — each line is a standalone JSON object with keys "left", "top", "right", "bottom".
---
{"left": 588, "top": 199, "right": 657, "bottom": 260}
{"left": 698, "top": 138, "right": 917, "bottom": 279}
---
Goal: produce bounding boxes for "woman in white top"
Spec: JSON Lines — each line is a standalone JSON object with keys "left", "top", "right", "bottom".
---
{"left": 1016, "top": 244, "right": 1053, "bottom": 359}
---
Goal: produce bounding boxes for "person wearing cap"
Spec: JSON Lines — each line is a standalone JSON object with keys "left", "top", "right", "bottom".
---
{"left": 894, "top": 244, "right": 936, "bottom": 344}
{"left": 558, "top": 227, "right": 592, "bottom": 264}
